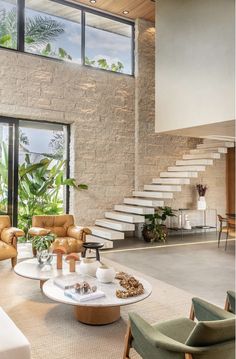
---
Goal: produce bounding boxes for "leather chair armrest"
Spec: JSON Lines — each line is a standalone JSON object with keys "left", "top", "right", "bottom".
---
{"left": 67, "top": 226, "right": 91, "bottom": 242}
{"left": 28, "top": 227, "right": 51, "bottom": 237}
{"left": 1, "top": 227, "right": 25, "bottom": 245}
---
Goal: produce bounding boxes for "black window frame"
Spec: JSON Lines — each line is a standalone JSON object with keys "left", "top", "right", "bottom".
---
{"left": 0, "top": 116, "right": 70, "bottom": 226}
{"left": 0, "top": 0, "right": 135, "bottom": 76}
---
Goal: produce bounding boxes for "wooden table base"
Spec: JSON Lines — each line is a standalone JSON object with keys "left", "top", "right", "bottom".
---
{"left": 74, "top": 305, "right": 120, "bottom": 325}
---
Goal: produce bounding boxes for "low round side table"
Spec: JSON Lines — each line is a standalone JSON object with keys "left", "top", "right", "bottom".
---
{"left": 82, "top": 242, "right": 104, "bottom": 261}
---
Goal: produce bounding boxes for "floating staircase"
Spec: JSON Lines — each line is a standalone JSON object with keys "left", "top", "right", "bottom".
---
{"left": 88, "top": 140, "right": 234, "bottom": 248}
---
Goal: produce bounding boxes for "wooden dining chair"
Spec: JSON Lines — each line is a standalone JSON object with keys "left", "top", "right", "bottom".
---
{"left": 225, "top": 218, "right": 236, "bottom": 251}
{"left": 217, "top": 214, "right": 228, "bottom": 248}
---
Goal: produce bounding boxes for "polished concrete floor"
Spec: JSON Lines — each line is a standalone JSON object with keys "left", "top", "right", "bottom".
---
{"left": 104, "top": 233, "right": 235, "bottom": 306}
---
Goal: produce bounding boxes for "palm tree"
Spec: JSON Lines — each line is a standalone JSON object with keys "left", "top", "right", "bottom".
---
{"left": 0, "top": 7, "right": 70, "bottom": 58}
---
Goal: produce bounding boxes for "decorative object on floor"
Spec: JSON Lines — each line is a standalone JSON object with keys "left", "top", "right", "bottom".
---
{"left": 65, "top": 253, "right": 80, "bottom": 272}
{"left": 0, "top": 215, "right": 24, "bottom": 267}
{"left": 142, "top": 206, "right": 175, "bottom": 242}
{"left": 79, "top": 258, "right": 100, "bottom": 277}
{"left": 29, "top": 214, "right": 91, "bottom": 254}
{"left": 0, "top": 307, "right": 31, "bottom": 359}
{"left": 225, "top": 290, "right": 236, "bottom": 314}
{"left": 53, "top": 246, "right": 67, "bottom": 269}
{"left": 32, "top": 234, "right": 55, "bottom": 264}
{"left": 115, "top": 272, "right": 144, "bottom": 298}
{"left": 82, "top": 241, "right": 104, "bottom": 261}
{"left": 96, "top": 263, "right": 116, "bottom": 283}
{"left": 183, "top": 214, "right": 192, "bottom": 230}
{"left": 124, "top": 310, "right": 235, "bottom": 359}
{"left": 196, "top": 184, "right": 207, "bottom": 210}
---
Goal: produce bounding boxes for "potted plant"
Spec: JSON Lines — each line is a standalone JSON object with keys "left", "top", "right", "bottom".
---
{"left": 142, "top": 206, "right": 176, "bottom": 243}
{"left": 196, "top": 184, "right": 207, "bottom": 210}
{"left": 32, "top": 234, "right": 55, "bottom": 265}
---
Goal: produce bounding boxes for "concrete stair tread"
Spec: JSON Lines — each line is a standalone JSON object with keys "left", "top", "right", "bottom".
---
{"left": 168, "top": 165, "right": 206, "bottom": 171}
{"left": 86, "top": 234, "right": 113, "bottom": 248}
{"left": 183, "top": 153, "right": 221, "bottom": 159}
{"left": 190, "top": 148, "right": 227, "bottom": 154}
{"left": 160, "top": 171, "right": 198, "bottom": 178}
{"left": 144, "top": 184, "right": 181, "bottom": 192}
{"left": 124, "top": 197, "right": 164, "bottom": 207}
{"left": 152, "top": 178, "right": 190, "bottom": 184}
{"left": 197, "top": 141, "right": 234, "bottom": 148}
{"left": 114, "top": 204, "right": 154, "bottom": 215}
{"left": 133, "top": 191, "right": 173, "bottom": 199}
{"left": 95, "top": 218, "right": 135, "bottom": 231}
{"left": 89, "top": 226, "right": 124, "bottom": 240}
{"left": 105, "top": 211, "right": 145, "bottom": 223}
{"left": 176, "top": 159, "right": 213, "bottom": 165}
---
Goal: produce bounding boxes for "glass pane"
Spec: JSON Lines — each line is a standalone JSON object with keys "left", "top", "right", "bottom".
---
{"left": 18, "top": 121, "right": 68, "bottom": 232}
{"left": 25, "top": 0, "right": 81, "bottom": 63}
{"left": 0, "top": 0, "right": 17, "bottom": 49}
{"left": 85, "top": 13, "right": 133, "bottom": 75}
{"left": 0, "top": 123, "right": 9, "bottom": 214}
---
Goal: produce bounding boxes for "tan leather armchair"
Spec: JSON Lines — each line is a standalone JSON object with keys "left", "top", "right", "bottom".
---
{"left": 28, "top": 214, "right": 91, "bottom": 254}
{"left": 0, "top": 215, "right": 25, "bottom": 267}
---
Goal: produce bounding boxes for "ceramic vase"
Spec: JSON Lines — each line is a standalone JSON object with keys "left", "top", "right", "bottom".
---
{"left": 79, "top": 258, "right": 100, "bottom": 277}
{"left": 197, "top": 196, "right": 207, "bottom": 210}
{"left": 96, "top": 265, "right": 116, "bottom": 283}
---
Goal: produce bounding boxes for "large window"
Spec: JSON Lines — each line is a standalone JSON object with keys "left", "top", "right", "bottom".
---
{"left": 0, "top": 0, "right": 134, "bottom": 75}
{"left": 0, "top": 0, "right": 17, "bottom": 49}
{"left": 85, "top": 13, "right": 133, "bottom": 75}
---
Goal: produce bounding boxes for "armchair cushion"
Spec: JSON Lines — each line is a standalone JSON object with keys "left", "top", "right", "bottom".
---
{"left": 51, "top": 237, "right": 84, "bottom": 254}
{"left": 186, "top": 318, "right": 235, "bottom": 347}
{"left": 28, "top": 227, "right": 51, "bottom": 237}
{"left": 192, "top": 297, "right": 234, "bottom": 321}
{"left": 32, "top": 215, "right": 74, "bottom": 237}
{"left": 0, "top": 241, "right": 17, "bottom": 260}
{"left": 1, "top": 227, "right": 25, "bottom": 245}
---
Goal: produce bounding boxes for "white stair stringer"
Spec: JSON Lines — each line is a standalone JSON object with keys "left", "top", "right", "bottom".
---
{"left": 152, "top": 178, "right": 191, "bottom": 184}
{"left": 144, "top": 185, "right": 181, "bottom": 192}
{"left": 89, "top": 140, "right": 233, "bottom": 249}
{"left": 105, "top": 211, "right": 145, "bottom": 223}
{"left": 168, "top": 165, "right": 206, "bottom": 172}
{"left": 197, "top": 141, "right": 234, "bottom": 149}
{"left": 114, "top": 204, "right": 154, "bottom": 215}
{"left": 176, "top": 159, "right": 213, "bottom": 166}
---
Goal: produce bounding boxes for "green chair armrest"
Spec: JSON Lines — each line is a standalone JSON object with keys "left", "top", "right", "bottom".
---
{"left": 192, "top": 297, "right": 234, "bottom": 321}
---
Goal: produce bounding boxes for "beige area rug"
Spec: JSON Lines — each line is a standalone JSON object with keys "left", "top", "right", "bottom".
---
{"left": 0, "top": 256, "right": 195, "bottom": 359}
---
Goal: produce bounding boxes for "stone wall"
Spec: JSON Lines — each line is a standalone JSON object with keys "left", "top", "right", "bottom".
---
{"left": 0, "top": 19, "right": 226, "bottom": 228}
{"left": 0, "top": 51, "right": 135, "bottom": 225}
{"left": 134, "top": 19, "right": 226, "bottom": 221}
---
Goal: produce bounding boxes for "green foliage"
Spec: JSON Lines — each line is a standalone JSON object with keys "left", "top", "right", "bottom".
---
{"left": 143, "top": 207, "right": 176, "bottom": 242}
{"left": 32, "top": 234, "right": 55, "bottom": 251}
{"left": 0, "top": 141, "right": 8, "bottom": 214}
{"left": 85, "top": 56, "right": 124, "bottom": 73}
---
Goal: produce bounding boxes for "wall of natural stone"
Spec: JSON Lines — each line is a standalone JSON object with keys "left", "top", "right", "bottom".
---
{"left": 0, "top": 18, "right": 226, "bottom": 229}
{"left": 0, "top": 51, "right": 135, "bottom": 225}
{"left": 135, "top": 19, "right": 226, "bottom": 221}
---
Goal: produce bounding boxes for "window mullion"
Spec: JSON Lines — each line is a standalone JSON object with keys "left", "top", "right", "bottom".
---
{"left": 17, "top": 0, "right": 25, "bottom": 52}
{"left": 81, "top": 10, "right": 85, "bottom": 66}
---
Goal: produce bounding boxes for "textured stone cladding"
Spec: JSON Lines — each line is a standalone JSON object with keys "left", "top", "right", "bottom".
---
{"left": 0, "top": 19, "right": 226, "bottom": 226}
{"left": 0, "top": 51, "right": 135, "bottom": 224}
{"left": 135, "top": 19, "right": 226, "bottom": 216}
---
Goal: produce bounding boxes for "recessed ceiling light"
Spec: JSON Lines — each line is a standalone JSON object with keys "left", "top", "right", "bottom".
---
{"left": 122, "top": 10, "right": 129, "bottom": 15}
{"left": 90, "top": 0, "right": 96, "bottom": 4}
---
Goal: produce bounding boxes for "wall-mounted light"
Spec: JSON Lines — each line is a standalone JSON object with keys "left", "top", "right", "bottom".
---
{"left": 122, "top": 10, "right": 129, "bottom": 15}
{"left": 90, "top": 0, "right": 96, "bottom": 4}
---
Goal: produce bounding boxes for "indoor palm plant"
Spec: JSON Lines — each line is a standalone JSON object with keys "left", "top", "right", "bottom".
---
{"left": 142, "top": 206, "right": 176, "bottom": 242}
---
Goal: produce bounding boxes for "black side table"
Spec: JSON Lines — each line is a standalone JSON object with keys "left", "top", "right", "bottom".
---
{"left": 82, "top": 242, "right": 104, "bottom": 261}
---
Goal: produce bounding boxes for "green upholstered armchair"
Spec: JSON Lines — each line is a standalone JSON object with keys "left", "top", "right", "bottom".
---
{"left": 225, "top": 291, "right": 236, "bottom": 314}
{"left": 190, "top": 297, "right": 235, "bottom": 322}
{"left": 123, "top": 312, "right": 235, "bottom": 359}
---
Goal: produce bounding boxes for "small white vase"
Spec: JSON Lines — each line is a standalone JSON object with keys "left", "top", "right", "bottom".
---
{"left": 96, "top": 265, "right": 116, "bottom": 283}
{"left": 197, "top": 196, "right": 206, "bottom": 210}
{"left": 79, "top": 258, "right": 100, "bottom": 277}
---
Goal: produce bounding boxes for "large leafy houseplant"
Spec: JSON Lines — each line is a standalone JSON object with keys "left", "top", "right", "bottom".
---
{"left": 142, "top": 207, "right": 176, "bottom": 242}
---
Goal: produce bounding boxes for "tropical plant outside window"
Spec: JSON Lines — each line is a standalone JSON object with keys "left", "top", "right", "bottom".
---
{"left": 0, "top": 0, "right": 133, "bottom": 75}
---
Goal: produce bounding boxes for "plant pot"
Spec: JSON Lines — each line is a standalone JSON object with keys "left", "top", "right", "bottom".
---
{"left": 142, "top": 228, "right": 156, "bottom": 242}
{"left": 197, "top": 196, "right": 206, "bottom": 210}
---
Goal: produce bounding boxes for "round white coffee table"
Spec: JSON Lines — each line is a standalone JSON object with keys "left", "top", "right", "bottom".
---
{"left": 43, "top": 275, "right": 152, "bottom": 325}
{"left": 14, "top": 257, "right": 78, "bottom": 289}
